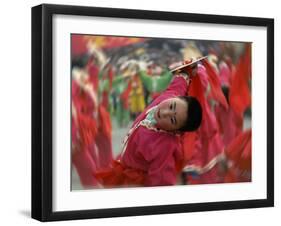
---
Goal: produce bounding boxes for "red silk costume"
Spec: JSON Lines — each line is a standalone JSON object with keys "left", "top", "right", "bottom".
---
{"left": 71, "top": 35, "right": 88, "bottom": 56}
{"left": 215, "top": 60, "right": 243, "bottom": 147}
{"left": 87, "top": 60, "right": 113, "bottom": 169}
{"left": 229, "top": 44, "right": 251, "bottom": 117}
{"left": 215, "top": 104, "right": 243, "bottom": 147}
{"left": 96, "top": 75, "right": 189, "bottom": 187}
{"left": 72, "top": 64, "right": 113, "bottom": 188}
{"left": 181, "top": 64, "right": 226, "bottom": 184}
{"left": 72, "top": 79, "right": 99, "bottom": 187}
{"left": 224, "top": 129, "right": 252, "bottom": 183}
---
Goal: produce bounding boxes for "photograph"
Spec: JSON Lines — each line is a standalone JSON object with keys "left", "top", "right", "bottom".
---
{"left": 71, "top": 34, "right": 252, "bottom": 190}
{"left": 31, "top": 4, "right": 273, "bottom": 221}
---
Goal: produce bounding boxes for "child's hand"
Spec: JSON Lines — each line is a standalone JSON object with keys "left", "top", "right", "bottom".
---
{"left": 169, "top": 56, "right": 207, "bottom": 76}
{"left": 169, "top": 58, "right": 197, "bottom": 75}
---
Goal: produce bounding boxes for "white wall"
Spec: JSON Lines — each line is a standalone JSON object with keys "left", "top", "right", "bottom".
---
{"left": 0, "top": 0, "right": 279, "bottom": 225}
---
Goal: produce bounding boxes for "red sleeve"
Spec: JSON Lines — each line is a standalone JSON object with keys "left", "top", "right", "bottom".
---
{"left": 150, "top": 75, "right": 190, "bottom": 107}
{"left": 165, "top": 75, "right": 190, "bottom": 96}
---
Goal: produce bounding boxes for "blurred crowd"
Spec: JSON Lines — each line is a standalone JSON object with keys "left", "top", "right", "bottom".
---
{"left": 71, "top": 35, "right": 251, "bottom": 189}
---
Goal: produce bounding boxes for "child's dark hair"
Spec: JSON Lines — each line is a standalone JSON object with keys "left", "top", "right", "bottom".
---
{"left": 178, "top": 96, "right": 202, "bottom": 132}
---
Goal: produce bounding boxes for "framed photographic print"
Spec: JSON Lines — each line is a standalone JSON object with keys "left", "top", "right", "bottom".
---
{"left": 31, "top": 4, "right": 274, "bottom": 221}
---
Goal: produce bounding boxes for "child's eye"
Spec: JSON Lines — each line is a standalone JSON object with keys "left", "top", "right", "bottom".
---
{"left": 170, "top": 104, "right": 173, "bottom": 110}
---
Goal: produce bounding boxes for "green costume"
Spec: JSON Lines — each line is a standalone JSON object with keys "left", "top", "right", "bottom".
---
{"left": 112, "top": 75, "right": 131, "bottom": 127}
{"left": 139, "top": 69, "right": 173, "bottom": 103}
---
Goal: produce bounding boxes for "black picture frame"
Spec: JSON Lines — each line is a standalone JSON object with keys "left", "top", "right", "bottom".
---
{"left": 31, "top": 3, "right": 274, "bottom": 222}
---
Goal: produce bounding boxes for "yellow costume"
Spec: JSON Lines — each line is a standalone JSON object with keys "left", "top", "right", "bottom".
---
{"left": 129, "top": 75, "right": 146, "bottom": 115}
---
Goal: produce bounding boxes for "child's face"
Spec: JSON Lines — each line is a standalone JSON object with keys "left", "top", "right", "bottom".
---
{"left": 154, "top": 97, "right": 188, "bottom": 131}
